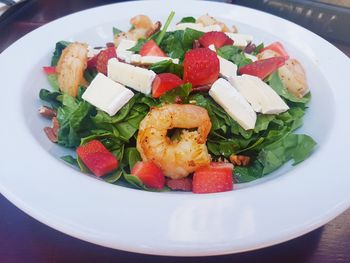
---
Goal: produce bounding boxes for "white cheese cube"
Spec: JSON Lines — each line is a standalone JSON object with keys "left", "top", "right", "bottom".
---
{"left": 229, "top": 74, "right": 289, "bottom": 114}
{"left": 108, "top": 58, "right": 156, "bottom": 94}
{"left": 225, "top": 33, "right": 253, "bottom": 48}
{"left": 82, "top": 73, "right": 134, "bottom": 116}
{"left": 127, "top": 54, "right": 141, "bottom": 64}
{"left": 218, "top": 56, "right": 237, "bottom": 79}
{"left": 208, "top": 45, "right": 237, "bottom": 79}
{"left": 203, "top": 24, "right": 222, "bottom": 32}
{"left": 116, "top": 39, "right": 136, "bottom": 61}
{"left": 139, "top": 56, "right": 179, "bottom": 65}
{"left": 209, "top": 78, "right": 256, "bottom": 130}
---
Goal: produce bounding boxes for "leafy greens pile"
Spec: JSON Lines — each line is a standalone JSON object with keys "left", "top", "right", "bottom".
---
{"left": 39, "top": 15, "right": 316, "bottom": 189}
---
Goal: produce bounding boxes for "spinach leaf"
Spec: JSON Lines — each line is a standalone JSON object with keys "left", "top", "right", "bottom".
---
{"left": 47, "top": 74, "right": 60, "bottom": 92}
{"left": 51, "top": 41, "right": 70, "bottom": 66}
{"left": 123, "top": 147, "right": 141, "bottom": 170}
{"left": 84, "top": 69, "right": 98, "bottom": 84}
{"left": 39, "top": 89, "right": 61, "bottom": 108}
{"left": 179, "top": 16, "right": 196, "bottom": 23}
{"left": 252, "top": 43, "right": 264, "bottom": 55}
{"left": 57, "top": 94, "right": 93, "bottom": 147}
{"left": 113, "top": 27, "right": 122, "bottom": 36}
{"left": 268, "top": 72, "right": 311, "bottom": 104}
{"left": 60, "top": 155, "right": 78, "bottom": 167}
{"left": 149, "top": 60, "right": 183, "bottom": 78}
{"left": 102, "top": 169, "right": 123, "bottom": 184}
{"left": 233, "top": 160, "right": 264, "bottom": 183}
{"left": 217, "top": 45, "right": 252, "bottom": 67}
{"left": 160, "top": 28, "right": 204, "bottom": 60}
{"left": 258, "top": 133, "right": 316, "bottom": 174}
{"left": 128, "top": 38, "right": 147, "bottom": 52}
{"left": 122, "top": 171, "right": 145, "bottom": 189}
{"left": 160, "top": 83, "right": 192, "bottom": 103}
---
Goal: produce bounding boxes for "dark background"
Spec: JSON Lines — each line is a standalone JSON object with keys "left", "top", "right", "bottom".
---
{"left": 1, "top": 1, "right": 349, "bottom": 262}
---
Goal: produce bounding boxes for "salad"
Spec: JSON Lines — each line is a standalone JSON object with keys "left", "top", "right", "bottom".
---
{"left": 38, "top": 12, "right": 316, "bottom": 193}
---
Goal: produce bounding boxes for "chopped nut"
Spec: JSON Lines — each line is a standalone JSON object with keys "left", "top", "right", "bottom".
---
{"left": 146, "top": 21, "right": 162, "bottom": 38}
{"left": 230, "top": 154, "right": 251, "bottom": 166}
{"left": 38, "top": 106, "right": 56, "bottom": 118}
{"left": 44, "top": 127, "right": 57, "bottom": 143}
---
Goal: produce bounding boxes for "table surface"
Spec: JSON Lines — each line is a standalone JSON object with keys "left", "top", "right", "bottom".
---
{"left": 0, "top": 1, "right": 349, "bottom": 262}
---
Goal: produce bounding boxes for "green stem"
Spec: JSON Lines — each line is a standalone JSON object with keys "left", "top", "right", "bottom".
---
{"left": 156, "top": 11, "right": 175, "bottom": 45}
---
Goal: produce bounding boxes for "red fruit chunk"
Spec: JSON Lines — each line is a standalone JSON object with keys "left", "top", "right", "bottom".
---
{"left": 183, "top": 48, "right": 219, "bottom": 87}
{"left": 131, "top": 161, "right": 165, "bottom": 189}
{"left": 192, "top": 162, "right": 234, "bottom": 194}
{"left": 260, "top": 41, "right": 289, "bottom": 58}
{"left": 167, "top": 178, "right": 192, "bottom": 191}
{"left": 96, "top": 45, "right": 117, "bottom": 75}
{"left": 76, "top": 140, "right": 118, "bottom": 177}
{"left": 199, "top": 31, "right": 234, "bottom": 49}
{"left": 140, "top": 39, "right": 166, "bottom": 57}
{"left": 43, "top": 66, "right": 56, "bottom": 74}
{"left": 238, "top": 56, "right": 287, "bottom": 79}
{"left": 152, "top": 73, "right": 184, "bottom": 98}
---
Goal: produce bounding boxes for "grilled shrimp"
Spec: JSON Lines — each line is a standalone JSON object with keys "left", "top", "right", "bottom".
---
{"left": 114, "top": 15, "right": 160, "bottom": 46}
{"left": 278, "top": 59, "right": 309, "bottom": 98}
{"left": 56, "top": 42, "right": 88, "bottom": 97}
{"left": 196, "top": 14, "right": 232, "bottom": 32}
{"left": 257, "top": 50, "right": 309, "bottom": 98}
{"left": 137, "top": 104, "right": 212, "bottom": 179}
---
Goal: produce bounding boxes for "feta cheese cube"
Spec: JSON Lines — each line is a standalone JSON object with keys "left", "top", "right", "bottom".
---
{"left": 209, "top": 78, "right": 256, "bottom": 130}
{"left": 229, "top": 74, "right": 289, "bottom": 114}
{"left": 108, "top": 58, "right": 156, "bottom": 94}
{"left": 82, "top": 73, "right": 134, "bottom": 116}
{"left": 116, "top": 39, "right": 136, "bottom": 61}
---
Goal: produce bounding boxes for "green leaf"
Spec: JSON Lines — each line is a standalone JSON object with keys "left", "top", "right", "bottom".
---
{"left": 123, "top": 172, "right": 144, "bottom": 189}
{"left": 179, "top": 16, "right": 196, "bottom": 23}
{"left": 113, "top": 27, "right": 122, "bottom": 36}
{"left": 84, "top": 69, "right": 98, "bottom": 84}
{"left": 102, "top": 169, "right": 123, "bottom": 184}
{"left": 268, "top": 72, "right": 311, "bottom": 104}
{"left": 149, "top": 60, "right": 183, "bottom": 78}
{"left": 252, "top": 43, "right": 264, "bottom": 55}
{"left": 233, "top": 160, "right": 264, "bottom": 183}
{"left": 39, "top": 89, "right": 61, "bottom": 108}
{"left": 60, "top": 155, "right": 78, "bottom": 167}
{"left": 217, "top": 45, "right": 252, "bottom": 67}
{"left": 51, "top": 41, "right": 70, "bottom": 66}
{"left": 128, "top": 38, "right": 147, "bottom": 52}
{"left": 156, "top": 11, "right": 175, "bottom": 45}
{"left": 258, "top": 133, "right": 316, "bottom": 174}
{"left": 47, "top": 74, "right": 60, "bottom": 92}
{"left": 160, "top": 83, "right": 192, "bottom": 103}
{"left": 124, "top": 147, "right": 141, "bottom": 170}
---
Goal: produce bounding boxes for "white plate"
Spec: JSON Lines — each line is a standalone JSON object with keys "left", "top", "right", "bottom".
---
{"left": 0, "top": 0, "right": 350, "bottom": 256}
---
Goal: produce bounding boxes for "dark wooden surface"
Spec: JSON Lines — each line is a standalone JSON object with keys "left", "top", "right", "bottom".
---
{"left": 0, "top": 1, "right": 349, "bottom": 262}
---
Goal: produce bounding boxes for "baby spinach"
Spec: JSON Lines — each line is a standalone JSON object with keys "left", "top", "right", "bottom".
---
{"left": 179, "top": 16, "right": 196, "bottom": 23}
{"left": 149, "top": 60, "right": 183, "bottom": 78}
{"left": 160, "top": 83, "right": 192, "bottom": 103}
{"left": 217, "top": 45, "right": 252, "bottom": 67}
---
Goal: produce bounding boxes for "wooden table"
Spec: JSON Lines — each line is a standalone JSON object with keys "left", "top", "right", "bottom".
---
{"left": 1, "top": 1, "right": 349, "bottom": 262}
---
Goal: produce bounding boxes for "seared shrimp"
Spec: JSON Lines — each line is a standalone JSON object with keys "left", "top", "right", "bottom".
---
{"left": 196, "top": 14, "right": 232, "bottom": 32}
{"left": 257, "top": 50, "right": 309, "bottom": 98}
{"left": 278, "top": 59, "right": 309, "bottom": 98}
{"left": 56, "top": 42, "right": 88, "bottom": 97}
{"left": 137, "top": 104, "right": 212, "bottom": 179}
{"left": 114, "top": 15, "right": 160, "bottom": 46}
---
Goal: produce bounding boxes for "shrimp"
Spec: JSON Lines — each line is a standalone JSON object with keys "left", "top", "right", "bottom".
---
{"left": 56, "top": 42, "right": 88, "bottom": 97}
{"left": 278, "top": 59, "right": 309, "bottom": 98}
{"left": 196, "top": 14, "right": 231, "bottom": 32}
{"left": 137, "top": 104, "right": 212, "bottom": 179}
{"left": 114, "top": 15, "right": 160, "bottom": 46}
{"left": 257, "top": 50, "right": 309, "bottom": 98}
